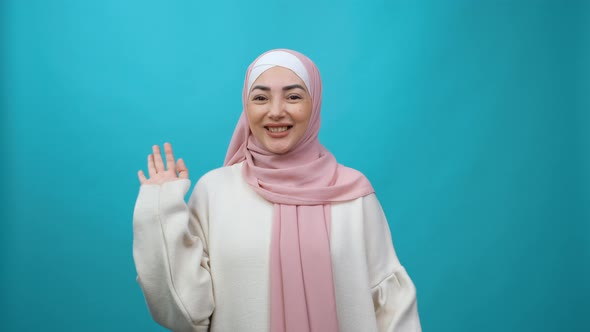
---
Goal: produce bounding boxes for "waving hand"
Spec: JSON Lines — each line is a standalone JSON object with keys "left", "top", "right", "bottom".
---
{"left": 137, "top": 142, "right": 189, "bottom": 185}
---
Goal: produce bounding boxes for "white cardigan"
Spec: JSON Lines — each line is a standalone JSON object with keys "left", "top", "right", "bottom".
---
{"left": 133, "top": 162, "right": 421, "bottom": 332}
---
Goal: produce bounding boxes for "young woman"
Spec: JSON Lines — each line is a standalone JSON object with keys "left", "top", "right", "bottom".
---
{"left": 133, "top": 49, "right": 421, "bottom": 332}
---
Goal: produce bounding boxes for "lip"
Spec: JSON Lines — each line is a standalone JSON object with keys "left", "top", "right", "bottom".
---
{"left": 264, "top": 124, "right": 293, "bottom": 138}
{"left": 264, "top": 123, "right": 293, "bottom": 128}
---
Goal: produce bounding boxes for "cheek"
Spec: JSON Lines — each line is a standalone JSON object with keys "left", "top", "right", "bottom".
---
{"left": 245, "top": 109, "right": 257, "bottom": 135}
{"left": 296, "top": 102, "right": 313, "bottom": 123}
{"left": 246, "top": 105, "right": 261, "bottom": 124}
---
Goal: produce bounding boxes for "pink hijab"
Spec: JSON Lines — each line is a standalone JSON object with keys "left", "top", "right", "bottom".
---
{"left": 224, "top": 49, "right": 374, "bottom": 332}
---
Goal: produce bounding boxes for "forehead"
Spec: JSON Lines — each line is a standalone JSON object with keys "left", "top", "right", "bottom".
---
{"left": 251, "top": 66, "right": 306, "bottom": 87}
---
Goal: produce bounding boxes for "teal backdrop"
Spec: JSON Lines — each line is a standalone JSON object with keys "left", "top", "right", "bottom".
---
{"left": 1, "top": 0, "right": 588, "bottom": 331}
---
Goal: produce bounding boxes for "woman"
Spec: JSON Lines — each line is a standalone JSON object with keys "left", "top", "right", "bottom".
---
{"left": 133, "top": 49, "right": 421, "bottom": 332}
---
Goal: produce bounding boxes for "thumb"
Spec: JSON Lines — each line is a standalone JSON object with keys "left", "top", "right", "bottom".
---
{"left": 177, "top": 158, "right": 189, "bottom": 179}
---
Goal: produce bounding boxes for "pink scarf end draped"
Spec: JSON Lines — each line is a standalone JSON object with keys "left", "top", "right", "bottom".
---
{"left": 224, "top": 49, "right": 374, "bottom": 332}
{"left": 270, "top": 204, "right": 338, "bottom": 332}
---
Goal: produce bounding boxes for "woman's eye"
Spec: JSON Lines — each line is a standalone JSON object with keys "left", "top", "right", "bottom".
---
{"left": 253, "top": 95, "right": 267, "bottom": 101}
{"left": 287, "top": 95, "right": 302, "bottom": 100}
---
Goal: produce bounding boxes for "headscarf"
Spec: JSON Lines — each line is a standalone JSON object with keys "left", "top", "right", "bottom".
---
{"left": 224, "top": 49, "right": 374, "bottom": 332}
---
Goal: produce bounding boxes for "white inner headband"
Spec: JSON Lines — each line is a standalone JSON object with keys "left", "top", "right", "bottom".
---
{"left": 247, "top": 51, "right": 310, "bottom": 96}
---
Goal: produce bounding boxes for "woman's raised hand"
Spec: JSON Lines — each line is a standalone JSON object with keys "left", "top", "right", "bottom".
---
{"left": 137, "top": 142, "right": 189, "bottom": 185}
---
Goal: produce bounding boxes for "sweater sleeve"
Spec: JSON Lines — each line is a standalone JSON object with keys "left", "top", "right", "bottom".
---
{"left": 363, "top": 194, "right": 422, "bottom": 332}
{"left": 133, "top": 179, "right": 214, "bottom": 332}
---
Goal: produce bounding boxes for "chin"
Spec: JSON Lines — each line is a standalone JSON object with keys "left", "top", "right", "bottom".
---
{"left": 268, "top": 148, "right": 291, "bottom": 155}
{"left": 266, "top": 144, "right": 293, "bottom": 155}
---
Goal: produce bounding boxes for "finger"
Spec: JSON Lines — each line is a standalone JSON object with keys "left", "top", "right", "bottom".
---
{"left": 138, "top": 170, "right": 147, "bottom": 184}
{"left": 164, "top": 142, "right": 176, "bottom": 172}
{"left": 152, "top": 145, "right": 165, "bottom": 172}
{"left": 177, "top": 158, "right": 189, "bottom": 179}
{"left": 147, "top": 154, "right": 157, "bottom": 177}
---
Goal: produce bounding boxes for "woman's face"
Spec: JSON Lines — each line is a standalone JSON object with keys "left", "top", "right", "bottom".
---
{"left": 246, "top": 66, "right": 313, "bottom": 154}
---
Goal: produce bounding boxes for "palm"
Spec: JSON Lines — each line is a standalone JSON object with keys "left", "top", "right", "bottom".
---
{"left": 137, "top": 142, "right": 189, "bottom": 185}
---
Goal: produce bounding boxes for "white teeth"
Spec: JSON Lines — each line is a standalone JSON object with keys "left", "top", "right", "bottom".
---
{"left": 267, "top": 126, "right": 289, "bottom": 133}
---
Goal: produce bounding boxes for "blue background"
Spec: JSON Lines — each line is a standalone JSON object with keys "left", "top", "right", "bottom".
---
{"left": 1, "top": 0, "right": 588, "bottom": 331}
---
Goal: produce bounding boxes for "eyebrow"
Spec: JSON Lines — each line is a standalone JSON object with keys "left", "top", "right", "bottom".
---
{"left": 250, "top": 84, "right": 307, "bottom": 92}
{"left": 282, "top": 84, "right": 307, "bottom": 92}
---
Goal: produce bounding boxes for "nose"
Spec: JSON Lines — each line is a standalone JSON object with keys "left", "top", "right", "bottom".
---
{"left": 267, "top": 99, "right": 285, "bottom": 120}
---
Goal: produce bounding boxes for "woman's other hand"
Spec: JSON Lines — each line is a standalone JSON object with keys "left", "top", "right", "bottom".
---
{"left": 137, "top": 142, "right": 189, "bottom": 185}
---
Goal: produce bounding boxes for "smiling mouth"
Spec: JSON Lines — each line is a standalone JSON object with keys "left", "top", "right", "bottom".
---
{"left": 265, "top": 126, "right": 292, "bottom": 133}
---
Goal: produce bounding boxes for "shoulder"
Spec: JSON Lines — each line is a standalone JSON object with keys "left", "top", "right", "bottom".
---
{"left": 192, "top": 161, "right": 244, "bottom": 195}
{"left": 334, "top": 192, "right": 382, "bottom": 214}
{"left": 337, "top": 163, "right": 368, "bottom": 179}
{"left": 332, "top": 163, "right": 384, "bottom": 213}
{"left": 335, "top": 163, "right": 376, "bottom": 199}
{"left": 188, "top": 162, "right": 246, "bottom": 209}
{"left": 196, "top": 162, "right": 243, "bottom": 186}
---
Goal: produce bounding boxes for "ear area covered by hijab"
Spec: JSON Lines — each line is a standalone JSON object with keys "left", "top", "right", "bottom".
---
{"left": 224, "top": 49, "right": 374, "bottom": 332}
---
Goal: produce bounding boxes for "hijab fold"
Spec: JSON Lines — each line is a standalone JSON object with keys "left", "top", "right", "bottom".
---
{"left": 224, "top": 49, "right": 374, "bottom": 332}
